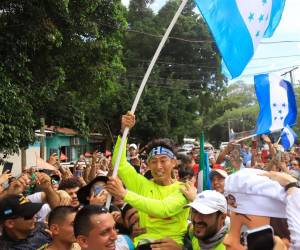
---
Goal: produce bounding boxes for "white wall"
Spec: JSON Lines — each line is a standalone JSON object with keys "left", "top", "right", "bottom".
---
{"left": 0, "top": 146, "right": 46, "bottom": 177}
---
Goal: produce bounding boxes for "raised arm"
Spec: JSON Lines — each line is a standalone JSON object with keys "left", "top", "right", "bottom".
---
{"left": 111, "top": 112, "right": 146, "bottom": 193}
{"left": 106, "top": 177, "right": 188, "bottom": 218}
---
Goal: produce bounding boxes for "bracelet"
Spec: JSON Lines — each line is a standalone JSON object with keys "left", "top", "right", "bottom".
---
{"left": 285, "top": 182, "right": 300, "bottom": 192}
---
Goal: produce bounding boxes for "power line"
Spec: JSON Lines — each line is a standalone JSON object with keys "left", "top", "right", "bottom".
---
{"left": 128, "top": 28, "right": 300, "bottom": 45}
{"left": 237, "top": 64, "right": 300, "bottom": 78}
{"left": 252, "top": 54, "right": 300, "bottom": 60}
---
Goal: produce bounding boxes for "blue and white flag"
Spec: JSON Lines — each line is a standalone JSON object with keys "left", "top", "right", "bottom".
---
{"left": 194, "top": 0, "right": 285, "bottom": 79}
{"left": 281, "top": 125, "right": 297, "bottom": 150}
{"left": 255, "top": 73, "right": 297, "bottom": 135}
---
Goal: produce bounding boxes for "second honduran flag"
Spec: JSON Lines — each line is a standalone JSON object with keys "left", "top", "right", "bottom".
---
{"left": 281, "top": 125, "right": 298, "bottom": 150}
{"left": 254, "top": 73, "right": 297, "bottom": 135}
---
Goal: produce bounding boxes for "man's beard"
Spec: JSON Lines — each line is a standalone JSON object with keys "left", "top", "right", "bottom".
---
{"left": 193, "top": 221, "right": 219, "bottom": 241}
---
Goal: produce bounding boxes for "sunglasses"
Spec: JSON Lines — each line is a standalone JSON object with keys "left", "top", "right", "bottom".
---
{"left": 23, "top": 214, "right": 35, "bottom": 220}
{"left": 10, "top": 214, "right": 35, "bottom": 220}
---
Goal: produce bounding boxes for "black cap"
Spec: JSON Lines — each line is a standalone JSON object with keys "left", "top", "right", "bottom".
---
{"left": 77, "top": 176, "right": 108, "bottom": 205}
{"left": 0, "top": 195, "right": 43, "bottom": 222}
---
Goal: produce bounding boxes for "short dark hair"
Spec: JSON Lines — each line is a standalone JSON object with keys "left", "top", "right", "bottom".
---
{"left": 294, "top": 157, "right": 300, "bottom": 166}
{"left": 145, "top": 138, "right": 176, "bottom": 155}
{"left": 48, "top": 206, "right": 77, "bottom": 226}
{"left": 178, "top": 166, "right": 194, "bottom": 180}
{"left": 181, "top": 155, "right": 194, "bottom": 164}
{"left": 74, "top": 205, "right": 108, "bottom": 237}
{"left": 59, "top": 177, "right": 82, "bottom": 190}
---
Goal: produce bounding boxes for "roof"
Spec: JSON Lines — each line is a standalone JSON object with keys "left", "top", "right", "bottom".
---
{"left": 45, "top": 126, "right": 78, "bottom": 135}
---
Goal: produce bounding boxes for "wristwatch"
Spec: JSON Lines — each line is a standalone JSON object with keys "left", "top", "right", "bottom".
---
{"left": 285, "top": 181, "right": 300, "bottom": 191}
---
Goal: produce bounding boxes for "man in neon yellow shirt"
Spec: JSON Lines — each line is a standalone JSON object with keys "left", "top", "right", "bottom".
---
{"left": 185, "top": 190, "right": 229, "bottom": 250}
{"left": 106, "top": 112, "right": 189, "bottom": 247}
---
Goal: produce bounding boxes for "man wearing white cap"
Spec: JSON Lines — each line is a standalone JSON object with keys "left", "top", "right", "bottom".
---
{"left": 223, "top": 168, "right": 288, "bottom": 250}
{"left": 185, "top": 190, "right": 228, "bottom": 250}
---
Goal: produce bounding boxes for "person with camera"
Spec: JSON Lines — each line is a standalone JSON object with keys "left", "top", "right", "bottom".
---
{"left": 262, "top": 171, "right": 300, "bottom": 250}
{"left": 105, "top": 112, "right": 189, "bottom": 248}
{"left": 223, "top": 168, "right": 291, "bottom": 250}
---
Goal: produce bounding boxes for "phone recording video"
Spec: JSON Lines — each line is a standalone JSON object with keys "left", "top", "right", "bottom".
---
{"left": 2, "top": 162, "right": 13, "bottom": 174}
{"left": 136, "top": 239, "right": 156, "bottom": 250}
{"left": 92, "top": 185, "right": 104, "bottom": 196}
{"left": 245, "top": 225, "right": 274, "bottom": 250}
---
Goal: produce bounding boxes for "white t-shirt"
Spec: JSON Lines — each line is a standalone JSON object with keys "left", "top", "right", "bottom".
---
{"left": 287, "top": 188, "right": 300, "bottom": 250}
{"left": 27, "top": 192, "right": 51, "bottom": 222}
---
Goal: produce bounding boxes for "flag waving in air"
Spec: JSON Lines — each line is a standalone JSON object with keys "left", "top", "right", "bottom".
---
{"left": 254, "top": 73, "right": 297, "bottom": 135}
{"left": 194, "top": 0, "right": 285, "bottom": 78}
{"left": 281, "top": 125, "right": 298, "bottom": 150}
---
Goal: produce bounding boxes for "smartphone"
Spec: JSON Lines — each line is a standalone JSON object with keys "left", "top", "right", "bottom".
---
{"left": 245, "top": 225, "right": 274, "bottom": 250}
{"left": 230, "top": 144, "right": 241, "bottom": 162}
{"left": 92, "top": 185, "right": 104, "bottom": 196}
{"left": 136, "top": 239, "right": 156, "bottom": 250}
{"left": 74, "top": 169, "right": 83, "bottom": 177}
{"left": 2, "top": 162, "right": 13, "bottom": 174}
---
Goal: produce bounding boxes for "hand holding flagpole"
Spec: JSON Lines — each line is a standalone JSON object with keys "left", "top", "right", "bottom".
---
{"left": 105, "top": 0, "right": 189, "bottom": 209}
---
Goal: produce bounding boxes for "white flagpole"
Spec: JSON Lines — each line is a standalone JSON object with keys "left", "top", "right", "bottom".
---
{"left": 105, "top": 0, "right": 189, "bottom": 209}
{"left": 235, "top": 128, "right": 283, "bottom": 143}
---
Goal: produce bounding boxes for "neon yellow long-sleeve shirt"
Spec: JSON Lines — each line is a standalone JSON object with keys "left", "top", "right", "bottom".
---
{"left": 112, "top": 136, "right": 189, "bottom": 246}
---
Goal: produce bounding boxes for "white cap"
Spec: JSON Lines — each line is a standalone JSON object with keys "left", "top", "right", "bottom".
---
{"left": 129, "top": 144, "right": 137, "bottom": 150}
{"left": 185, "top": 190, "right": 227, "bottom": 214}
{"left": 209, "top": 169, "right": 228, "bottom": 180}
{"left": 224, "top": 168, "right": 287, "bottom": 218}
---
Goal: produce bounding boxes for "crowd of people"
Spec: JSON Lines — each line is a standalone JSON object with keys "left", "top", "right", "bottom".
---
{"left": 0, "top": 111, "right": 300, "bottom": 250}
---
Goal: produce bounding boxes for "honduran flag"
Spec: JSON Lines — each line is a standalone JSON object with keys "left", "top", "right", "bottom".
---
{"left": 194, "top": 0, "right": 286, "bottom": 78}
{"left": 281, "top": 125, "right": 298, "bottom": 150}
{"left": 254, "top": 73, "right": 297, "bottom": 135}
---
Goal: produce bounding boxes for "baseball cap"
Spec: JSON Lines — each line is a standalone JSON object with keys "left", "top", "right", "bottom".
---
{"left": 0, "top": 195, "right": 43, "bottom": 222}
{"left": 209, "top": 169, "right": 228, "bottom": 181}
{"left": 224, "top": 168, "right": 286, "bottom": 218}
{"left": 129, "top": 144, "right": 138, "bottom": 150}
{"left": 185, "top": 190, "right": 227, "bottom": 214}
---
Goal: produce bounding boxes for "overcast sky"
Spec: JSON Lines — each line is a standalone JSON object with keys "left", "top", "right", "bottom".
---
{"left": 121, "top": 0, "right": 300, "bottom": 84}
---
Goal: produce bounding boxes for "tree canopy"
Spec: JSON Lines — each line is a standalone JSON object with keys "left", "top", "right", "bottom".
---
{"left": 0, "top": 0, "right": 241, "bottom": 153}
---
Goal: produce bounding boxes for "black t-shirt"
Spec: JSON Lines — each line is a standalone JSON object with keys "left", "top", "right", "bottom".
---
{"left": 0, "top": 222, "right": 51, "bottom": 250}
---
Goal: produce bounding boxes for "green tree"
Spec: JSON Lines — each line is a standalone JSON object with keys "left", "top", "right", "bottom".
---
{"left": 0, "top": 65, "right": 35, "bottom": 155}
{"left": 122, "top": 0, "right": 225, "bottom": 144}
{"left": 205, "top": 82, "right": 259, "bottom": 146}
{"left": 0, "top": 0, "right": 126, "bottom": 152}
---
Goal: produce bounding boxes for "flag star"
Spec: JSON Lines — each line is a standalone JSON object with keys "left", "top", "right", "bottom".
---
{"left": 248, "top": 12, "right": 254, "bottom": 22}
{"left": 273, "top": 103, "right": 277, "bottom": 107}
{"left": 255, "top": 31, "right": 260, "bottom": 37}
{"left": 262, "top": 0, "right": 267, "bottom": 5}
{"left": 280, "top": 117, "right": 284, "bottom": 120}
{"left": 274, "top": 117, "right": 277, "bottom": 120}
{"left": 259, "top": 14, "right": 264, "bottom": 22}
{"left": 278, "top": 110, "right": 282, "bottom": 114}
{"left": 282, "top": 103, "right": 286, "bottom": 107}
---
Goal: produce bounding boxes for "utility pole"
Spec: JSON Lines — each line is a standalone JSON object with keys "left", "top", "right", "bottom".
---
{"left": 281, "top": 67, "right": 298, "bottom": 84}
{"left": 40, "top": 118, "right": 45, "bottom": 160}
{"left": 21, "top": 148, "right": 26, "bottom": 172}
{"left": 227, "top": 119, "right": 231, "bottom": 141}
